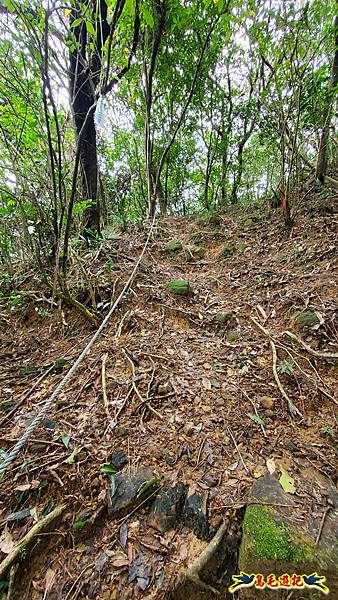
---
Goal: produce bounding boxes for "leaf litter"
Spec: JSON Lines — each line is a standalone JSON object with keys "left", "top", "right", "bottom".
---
{"left": 0, "top": 192, "right": 337, "bottom": 598}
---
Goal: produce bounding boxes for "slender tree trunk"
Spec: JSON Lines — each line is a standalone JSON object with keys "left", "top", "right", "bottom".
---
{"left": 204, "top": 135, "right": 213, "bottom": 210}
{"left": 143, "top": 0, "right": 166, "bottom": 217}
{"left": 231, "top": 143, "right": 244, "bottom": 204}
{"left": 316, "top": 14, "right": 338, "bottom": 182}
{"left": 220, "top": 150, "right": 227, "bottom": 209}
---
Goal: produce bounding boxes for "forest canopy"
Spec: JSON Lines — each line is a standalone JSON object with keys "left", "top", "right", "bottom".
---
{"left": 0, "top": 0, "right": 337, "bottom": 278}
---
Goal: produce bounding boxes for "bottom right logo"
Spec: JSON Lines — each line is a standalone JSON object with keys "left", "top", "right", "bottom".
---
{"left": 229, "top": 571, "right": 329, "bottom": 594}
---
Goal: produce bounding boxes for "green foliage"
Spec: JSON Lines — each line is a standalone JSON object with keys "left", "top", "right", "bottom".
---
{"left": 163, "top": 240, "right": 183, "bottom": 252}
{"left": 277, "top": 359, "right": 294, "bottom": 375}
{"left": 0, "top": 0, "right": 336, "bottom": 308}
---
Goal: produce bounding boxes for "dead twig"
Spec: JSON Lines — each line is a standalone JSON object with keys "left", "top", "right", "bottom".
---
{"left": 227, "top": 427, "right": 249, "bottom": 473}
{"left": 101, "top": 352, "right": 112, "bottom": 421}
{"left": 0, "top": 365, "right": 54, "bottom": 427}
{"left": 115, "top": 309, "right": 131, "bottom": 341}
{"left": 250, "top": 317, "right": 302, "bottom": 418}
{"left": 122, "top": 349, "right": 163, "bottom": 420}
{"left": 0, "top": 504, "right": 67, "bottom": 579}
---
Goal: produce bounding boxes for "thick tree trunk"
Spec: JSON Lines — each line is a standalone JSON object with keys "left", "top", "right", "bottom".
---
{"left": 69, "top": 13, "right": 100, "bottom": 236}
{"left": 75, "top": 108, "right": 99, "bottom": 232}
{"left": 316, "top": 14, "right": 338, "bottom": 182}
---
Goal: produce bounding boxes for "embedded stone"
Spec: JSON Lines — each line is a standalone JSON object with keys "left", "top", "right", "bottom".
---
{"left": 182, "top": 494, "right": 210, "bottom": 540}
{"left": 108, "top": 468, "right": 159, "bottom": 518}
{"left": 111, "top": 450, "right": 128, "bottom": 471}
{"left": 148, "top": 484, "right": 187, "bottom": 533}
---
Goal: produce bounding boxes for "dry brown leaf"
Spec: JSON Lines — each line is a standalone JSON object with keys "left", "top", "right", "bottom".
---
{"left": 0, "top": 526, "right": 15, "bottom": 554}
{"left": 202, "top": 377, "right": 212, "bottom": 390}
{"left": 45, "top": 568, "right": 56, "bottom": 593}
{"left": 266, "top": 458, "right": 276, "bottom": 474}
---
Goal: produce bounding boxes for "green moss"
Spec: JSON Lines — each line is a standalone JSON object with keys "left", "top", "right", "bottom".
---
{"left": 167, "top": 280, "right": 189, "bottom": 295}
{"left": 214, "top": 311, "right": 233, "bottom": 323}
{"left": 226, "top": 329, "right": 239, "bottom": 342}
{"left": 241, "top": 218, "right": 254, "bottom": 229}
{"left": 188, "top": 245, "right": 206, "bottom": 258}
{"left": 164, "top": 240, "right": 183, "bottom": 252}
{"left": 292, "top": 311, "right": 319, "bottom": 329}
{"left": 73, "top": 519, "right": 87, "bottom": 532}
{"left": 243, "top": 505, "right": 315, "bottom": 562}
{"left": 221, "top": 243, "right": 235, "bottom": 258}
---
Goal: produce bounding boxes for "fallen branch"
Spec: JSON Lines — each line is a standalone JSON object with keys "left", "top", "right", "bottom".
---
{"left": 323, "top": 174, "right": 338, "bottom": 189}
{"left": 0, "top": 504, "right": 67, "bottom": 579}
{"left": 250, "top": 317, "right": 302, "bottom": 418}
{"left": 101, "top": 352, "right": 110, "bottom": 418}
{"left": 283, "top": 331, "right": 338, "bottom": 360}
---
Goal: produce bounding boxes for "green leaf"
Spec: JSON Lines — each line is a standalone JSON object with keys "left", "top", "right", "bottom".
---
{"left": 62, "top": 434, "right": 71, "bottom": 449}
{"left": 100, "top": 463, "right": 117, "bottom": 474}
{"left": 2, "top": 0, "right": 15, "bottom": 13}
{"left": 142, "top": 5, "right": 154, "bottom": 29}
{"left": 247, "top": 413, "right": 266, "bottom": 427}
{"left": 136, "top": 478, "right": 157, "bottom": 498}
{"left": 277, "top": 359, "right": 294, "bottom": 375}
{"left": 73, "top": 519, "right": 87, "bottom": 532}
{"left": 0, "top": 449, "right": 9, "bottom": 463}
{"left": 71, "top": 17, "right": 83, "bottom": 29}
{"left": 86, "top": 20, "right": 95, "bottom": 37}
{"left": 279, "top": 466, "right": 296, "bottom": 494}
{"left": 125, "top": 0, "right": 135, "bottom": 16}
{"left": 65, "top": 447, "right": 81, "bottom": 464}
{"left": 42, "top": 499, "right": 54, "bottom": 517}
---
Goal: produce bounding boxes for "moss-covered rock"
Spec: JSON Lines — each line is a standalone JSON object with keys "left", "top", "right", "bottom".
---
{"left": 238, "top": 474, "right": 338, "bottom": 599}
{"left": 226, "top": 329, "right": 239, "bottom": 342}
{"left": 214, "top": 311, "right": 233, "bottom": 324}
{"left": 188, "top": 245, "right": 206, "bottom": 258}
{"left": 167, "top": 280, "right": 190, "bottom": 295}
{"left": 241, "top": 218, "right": 254, "bottom": 229}
{"left": 291, "top": 311, "right": 320, "bottom": 329}
{"left": 242, "top": 504, "right": 315, "bottom": 563}
{"left": 164, "top": 240, "right": 183, "bottom": 252}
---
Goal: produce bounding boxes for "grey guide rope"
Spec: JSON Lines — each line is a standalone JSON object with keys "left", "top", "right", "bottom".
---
{"left": 0, "top": 219, "right": 155, "bottom": 477}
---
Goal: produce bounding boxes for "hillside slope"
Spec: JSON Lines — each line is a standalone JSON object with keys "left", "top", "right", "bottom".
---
{"left": 0, "top": 187, "right": 337, "bottom": 599}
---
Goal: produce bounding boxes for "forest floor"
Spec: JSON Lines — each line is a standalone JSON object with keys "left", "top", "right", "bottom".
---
{"left": 0, "top": 183, "right": 337, "bottom": 599}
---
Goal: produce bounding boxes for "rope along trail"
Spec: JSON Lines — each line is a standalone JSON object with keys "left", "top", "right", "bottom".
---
{"left": 0, "top": 219, "right": 156, "bottom": 477}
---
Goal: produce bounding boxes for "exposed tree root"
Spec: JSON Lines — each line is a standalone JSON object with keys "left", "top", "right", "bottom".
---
{"left": 283, "top": 331, "right": 338, "bottom": 360}
{"left": 0, "top": 504, "right": 67, "bottom": 580}
{"left": 250, "top": 317, "right": 302, "bottom": 418}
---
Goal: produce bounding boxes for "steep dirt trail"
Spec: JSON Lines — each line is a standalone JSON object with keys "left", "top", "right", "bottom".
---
{"left": 0, "top": 192, "right": 337, "bottom": 599}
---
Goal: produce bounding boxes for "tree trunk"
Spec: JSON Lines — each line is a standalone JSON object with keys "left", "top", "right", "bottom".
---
{"left": 316, "top": 14, "right": 338, "bottom": 182}
{"left": 231, "top": 143, "right": 244, "bottom": 204}
{"left": 76, "top": 108, "right": 99, "bottom": 232}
